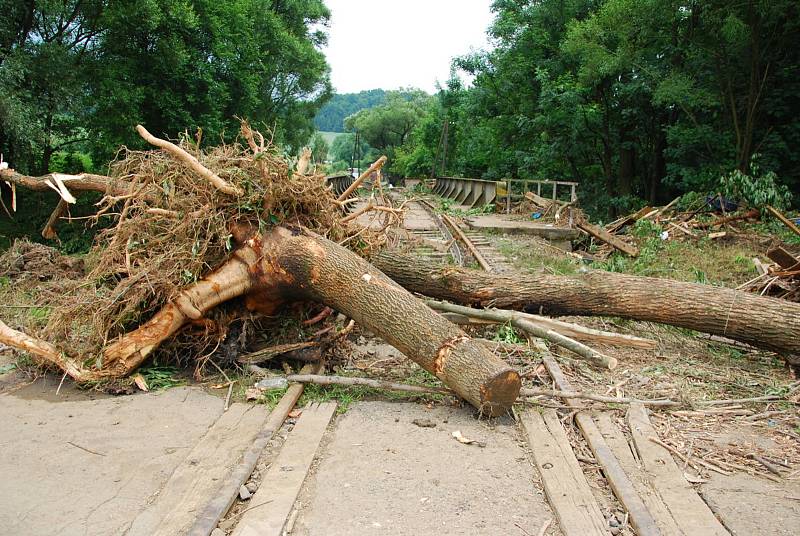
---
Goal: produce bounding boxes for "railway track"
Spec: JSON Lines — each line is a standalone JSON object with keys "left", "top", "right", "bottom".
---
{"left": 399, "top": 194, "right": 512, "bottom": 273}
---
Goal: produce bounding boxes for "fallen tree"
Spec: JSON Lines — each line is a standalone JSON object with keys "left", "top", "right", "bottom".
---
{"left": 0, "top": 123, "right": 519, "bottom": 415}
{"left": 372, "top": 253, "right": 800, "bottom": 364}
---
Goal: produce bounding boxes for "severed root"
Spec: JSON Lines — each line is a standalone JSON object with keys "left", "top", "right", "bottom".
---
{"left": 101, "top": 244, "right": 259, "bottom": 374}
{"left": 336, "top": 156, "right": 387, "bottom": 202}
{"left": 295, "top": 147, "right": 312, "bottom": 175}
{"left": 0, "top": 319, "right": 90, "bottom": 381}
{"left": 135, "top": 125, "right": 242, "bottom": 196}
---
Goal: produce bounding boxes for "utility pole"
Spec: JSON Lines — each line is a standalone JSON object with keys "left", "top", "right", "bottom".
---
{"left": 350, "top": 131, "right": 361, "bottom": 175}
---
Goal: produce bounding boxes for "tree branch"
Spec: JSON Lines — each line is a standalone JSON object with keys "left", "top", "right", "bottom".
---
{"left": 135, "top": 125, "right": 242, "bottom": 196}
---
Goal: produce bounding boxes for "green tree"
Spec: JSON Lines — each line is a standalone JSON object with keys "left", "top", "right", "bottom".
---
{"left": 89, "top": 0, "right": 332, "bottom": 159}
{"left": 314, "top": 89, "right": 388, "bottom": 132}
{"left": 0, "top": 0, "right": 104, "bottom": 173}
{"left": 344, "top": 89, "right": 432, "bottom": 173}
{"left": 311, "top": 133, "right": 329, "bottom": 164}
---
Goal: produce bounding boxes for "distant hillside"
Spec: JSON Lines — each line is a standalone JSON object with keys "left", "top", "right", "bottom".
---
{"left": 314, "top": 89, "right": 388, "bottom": 132}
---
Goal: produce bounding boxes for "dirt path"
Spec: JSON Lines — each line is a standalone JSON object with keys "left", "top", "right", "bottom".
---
{"left": 0, "top": 377, "right": 265, "bottom": 536}
{"left": 292, "top": 401, "right": 557, "bottom": 536}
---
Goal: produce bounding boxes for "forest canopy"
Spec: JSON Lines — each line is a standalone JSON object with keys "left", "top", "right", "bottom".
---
{"left": 313, "top": 89, "right": 389, "bottom": 132}
{"left": 0, "top": 0, "right": 333, "bottom": 176}
{"left": 388, "top": 0, "right": 800, "bottom": 218}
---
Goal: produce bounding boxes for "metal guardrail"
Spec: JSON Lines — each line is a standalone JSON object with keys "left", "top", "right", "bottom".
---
{"left": 433, "top": 177, "right": 498, "bottom": 209}
{"left": 501, "top": 179, "right": 578, "bottom": 216}
{"left": 325, "top": 172, "right": 355, "bottom": 199}
{"left": 432, "top": 176, "right": 579, "bottom": 217}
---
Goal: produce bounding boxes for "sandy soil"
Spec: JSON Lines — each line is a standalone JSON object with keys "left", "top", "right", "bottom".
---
{"left": 292, "top": 401, "right": 559, "bottom": 536}
{"left": 0, "top": 378, "right": 223, "bottom": 536}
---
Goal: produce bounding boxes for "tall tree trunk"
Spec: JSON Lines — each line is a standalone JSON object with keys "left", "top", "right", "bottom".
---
{"left": 649, "top": 126, "right": 667, "bottom": 204}
{"left": 618, "top": 138, "right": 634, "bottom": 198}
{"left": 372, "top": 253, "right": 800, "bottom": 364}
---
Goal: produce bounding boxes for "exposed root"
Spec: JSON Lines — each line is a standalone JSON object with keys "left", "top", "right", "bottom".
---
{"left": 0, "top": 121, "right": 396, "bottom": 378}
{"left": 136, "top": 124, "right": 242, "bottom": 196}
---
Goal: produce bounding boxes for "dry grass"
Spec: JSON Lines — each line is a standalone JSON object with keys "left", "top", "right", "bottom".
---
{"left": 0, "top": 121, "right": 395, "bottom": 366}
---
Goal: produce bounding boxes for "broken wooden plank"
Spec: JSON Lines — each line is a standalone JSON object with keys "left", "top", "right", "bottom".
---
{"left": 595, "top": 412, "right": 683, "bottom": 536}
{"left": 525, "top": 190, "right": 563, "bottom": 207}
{"left": 766, "top": 245, "right": 800, "bottom": 270}
{"left": 626, "top": 403, "right": 729, "bottom": 536}
{"left": 766, "top": 205, "right": 800, "bottom": 238}
{"left": 232, "top": 401, "right": 337, "bottom": 536}
{"left": 576, "top": 415, "right": 661, "bottom": 536}
{"left": 128, "top": 403, "right": 270, "bottom": 536}
{"left": 650, "top": 197, "right": 681, "bottom": 220}
{"left": 542, "top": 355, "right": 660, "bottom": 536}
{"left": 521, "top": 408, "right": 607, "bottom": 536}
{"left": 607, "top": 206, "right": 654, "bottom": 233}
{"left": 577, "top": 220, "right": 639, "bottom": 257}
{"left": 188, "top": 363, "right": 321, "bottom": 536}
{"left": 668, "top": 221, "right": 697, "bottom": 238}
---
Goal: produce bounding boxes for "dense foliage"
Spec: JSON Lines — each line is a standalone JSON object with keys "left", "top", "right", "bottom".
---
{"left": 394, "top": 0, "right": 800, "bottom": 218}
{"left": 344, "top": 90, "right": 433, "bottom": 174}
{"left": 314, "top": 89, "right": 389, "bottom": 132}
{"left": 0, "top": 0, "right": 333, "bottom": 176}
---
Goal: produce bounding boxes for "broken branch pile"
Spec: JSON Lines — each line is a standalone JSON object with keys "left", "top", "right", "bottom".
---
{"left": 0, "top": 122, "right": 522, "bottom": 415}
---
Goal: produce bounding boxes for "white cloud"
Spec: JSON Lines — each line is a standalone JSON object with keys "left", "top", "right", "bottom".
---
{"left": 322, "top": 0, "right": 494, "bottom": 94}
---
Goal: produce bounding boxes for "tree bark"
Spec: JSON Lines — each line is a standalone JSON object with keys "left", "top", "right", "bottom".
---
{"left": 372, "top": 253, "right": 800, "bottom": 364}
{"left": 268, "top": 227, "right": 520, "bottom": 415}
{"left": 1, "top": 227, "right": 520, "bottom": 415}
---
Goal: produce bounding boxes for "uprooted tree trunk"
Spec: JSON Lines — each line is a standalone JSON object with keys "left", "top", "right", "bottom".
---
{"left": 1, "top": 227, "right": 520, "bottom": 416}
{"left": 372, "top": 253, "right": 800, "bottom": 365}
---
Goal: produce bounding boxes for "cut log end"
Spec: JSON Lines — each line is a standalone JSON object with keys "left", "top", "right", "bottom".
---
{"left": 479, "top": 369, "right": 522, "bottom": 416}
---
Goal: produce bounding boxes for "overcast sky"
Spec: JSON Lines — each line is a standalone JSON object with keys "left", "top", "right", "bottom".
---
{"left": 322, "top": 0, "right": 494, "bottom": 94}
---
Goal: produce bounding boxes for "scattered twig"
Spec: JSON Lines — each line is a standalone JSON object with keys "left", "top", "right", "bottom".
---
{"left": 303, "top": 307, "right": 333, "bottom": 326}
{"left": 697, "top": 394, "right": 794, "bottom": 406}
{"left": 749, "top": 454, "right": 784, "bottom": 476}
{"left": 66, "top": 441, "right": 106, "bottom": 457}
{"left": 285, "top": 374, "right": 452, "bottom": 396}
{"left": 649, "top": 436, "right": 731, "bottom": 475}
{"left": 520, "top": 387, "right": 678, "bottom": 407}
{"left": 537, "top": 518, "right": 552, "bottom": 536}
{"left": 136, "top": 124, "right": 241, "bottom": 195}
{"left": 224, "top": 381, "right": 234, "bottom": 412}
{"left": 741, "top": 410, "right": 787, "bottom": 422}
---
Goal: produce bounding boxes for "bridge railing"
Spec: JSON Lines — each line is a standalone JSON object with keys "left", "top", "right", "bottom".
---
{"left": 432, "top": 176, "right": 579, "bottom": 218}
{"left": 325, "top": 172, "right": 356, "bottom": 199}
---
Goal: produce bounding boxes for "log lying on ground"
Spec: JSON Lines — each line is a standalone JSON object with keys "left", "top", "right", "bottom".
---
{"left": 373, "top": 253, "right": 800, "bottom": 364}
{"left": 268, "top": 227, "right": 520, "bottom": 415}
{"left": 429, "top": 300, "right": 657, "bottom": 349}
{"left": 426, "top": 300, "right": 617, "bottom": 369}
{"left": 2, "top": 227, "right": 520, "bottom": 415}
